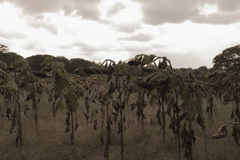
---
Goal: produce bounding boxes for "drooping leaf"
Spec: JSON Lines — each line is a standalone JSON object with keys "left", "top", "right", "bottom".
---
{"left": 54, "top": 75, "right": 70, "bottom": 98}
{"left": 182, "top": 98, "right": 200, "bottom": 122}
{"left": 141, "top": 54, "right": 156, "bottom": 66}
{"left": 222, "top": 90, "right": 232, "bottom": 105}
{"left": 196, "top": 113, "right": 205, "bottom": 129}
{"left": 149, "top": 70, "right": 170, "bottom": 87}
{"left": 65, "top": 93, "right": 79, "bottom": 112}
{"left": 0, "top": 60, "right": 7, "bottom": 69}
{"left": 56, "top": 101, "right": 64, "bottom": 110}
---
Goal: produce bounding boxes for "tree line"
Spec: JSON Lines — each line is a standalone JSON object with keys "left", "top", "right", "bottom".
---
{"left": 0, "top": 45, "right": 97, "bottom": 75}
{"left": 1, "top": 43, "right": 239, "bottom": 76}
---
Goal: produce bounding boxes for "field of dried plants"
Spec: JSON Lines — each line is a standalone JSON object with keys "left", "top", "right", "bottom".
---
{"left": 0, "top": 54, "right": 240, "bottom": 160}
{"left": 0, "top": 91, "right": 239, "bottom": 160}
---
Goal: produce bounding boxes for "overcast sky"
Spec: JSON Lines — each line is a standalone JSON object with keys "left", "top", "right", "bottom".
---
{"left": 0, "top": 0, "right": 240, "bottom": 68}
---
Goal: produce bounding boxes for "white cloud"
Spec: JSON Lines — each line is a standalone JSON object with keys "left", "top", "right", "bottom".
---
{"left": 99, "top": 0, "right": 143, "bottom": 33}
{"left": 70, "top": 10, "right": 77, "bottom": 16}
{"left": 0, "top": 0, "right": 240, "bottom": 69}
{"left": 198, "top": 4, "right": 219, "bottom": 15}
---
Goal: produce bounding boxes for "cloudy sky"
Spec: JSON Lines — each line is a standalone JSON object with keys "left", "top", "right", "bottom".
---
{"left": 0, "top": 0, "right": 240, "bottom": 68}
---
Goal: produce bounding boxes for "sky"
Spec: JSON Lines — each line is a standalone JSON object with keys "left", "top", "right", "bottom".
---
{"left": 0, "top": 0, "right": 240, "bottom": 68}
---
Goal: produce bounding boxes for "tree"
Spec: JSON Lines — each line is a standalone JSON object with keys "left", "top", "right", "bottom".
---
{"left": 26, "top": 54, "right": 53, "bottom": 71}
{"left": 0, "top": 44, "right": 9, "bottom": 53}
{"left": 0, "top": 52, "right": 23, "bottom": 66}
{"left": 197, "top": 66, "right": 209, "bottom": 73}
{"left": 212, "top": 45, "right": 240, "bottom": 72}
{"left": 69, "top": 58, "right": 92, "bottom": 70}
{"left": 54, "top": 56, "right": 71, "bottom": 72}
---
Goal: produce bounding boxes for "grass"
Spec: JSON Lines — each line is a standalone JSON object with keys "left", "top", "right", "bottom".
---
{"left": 0, "top": 92, "right": 239, "bottom": 160}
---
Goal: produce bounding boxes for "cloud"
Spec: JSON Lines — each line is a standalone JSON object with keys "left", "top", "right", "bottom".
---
{"left": 134, "top": 0, "right": 199, "bottom": 25}
{"left": 119, "top": 33, "right": 154, "bottom": 42}
{"left": 2, "top": 0, "right": 100, "bottom": 20}
{"left": 192, "top": 11, "right": 240, "bottom": 24}
{"left": 22, "top": 42, "right": 35, "bottom": 50}
{"left": 12, "top": 0, "right": 239, "bottom": 26}
{"left": 21, "top": 39, "right": 45, "bottom": 51}
{"left": 58, "top": 40, "right": 120, "bottom": 56}
{"left": 1, "top": 0, "right": 240, "bottom": 69}
{"left": 116, "top": 22, "right": 141, "bottom": 33}
{"left": 76, "top": 41, "right": 102, "bottom": 53}
{"left": 134, "top": 0, "right": 240, "bottom": 25}
{"left": 107, "top": 2, "right": 126, "bottom": 15}
{"left": 217, "top": 0, "right": 240, "bottom": 12}
{"left": 0, "top": 29, "right": 27, "bottom": 39}
{"left": 25, "top": 17, "right": 58, "bottom": 35}
{"left": 99, "top": 0, "right": 143, "bottom": 33}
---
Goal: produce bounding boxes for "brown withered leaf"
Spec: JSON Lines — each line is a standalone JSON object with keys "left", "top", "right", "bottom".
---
{"left": 235, "top": 108, "right": 240, "bottom": 120}
{"left": 167, "top": 105, "right": 171, "bottom": 115}
{"left": 26, "top": 93, "right": 35, "bottom": 101}
{"left": 32, "top": 70, "right": 49, "bottom": 78}
{"left": 7, "top": 108, "right": 12, "bottom": 120}
{"left": 135, "top": 80, "right": 155, "bottom": 90}
{"left": 94, "top": 119, "right": 98, "bottom": 130}
{"left": 231, "top": 109, "right": 234, "bottom": 119}
{"left": 173, "top": 103, "right": 180, "bottom": 114}
{"left": 232, "top": 124, "right": 240, "bottom": 145}
{"left": 100, "top": 137, "right": 104, "bottom": 146}
{"left": 179, "top": 112, "right": 187, "bottom": 122}
{"left": 74, "top": 123, "right": 78, "bottom": 132}
{"left": 141, "top": 66, "right": 155, "bottom": 73}
{"left": 10, "top": 119, "right": 16, "bottom": 134}
{"left": 169, "top": 116, "right": 176, "bottom": 134}
{"left": 83, "top": 68, "right": 95, "bottom": 74}
{"left": 107, "top": 81, "right": 115, "bottom": 95}
{"left": 196, "top": 113, "right": 205, "bottom": 129}
{"left": 15, "top": 135, "right": 19, "bottom": 147}
{"left": 48, "top": 93, "right": 53, "bottom": 102}
{"left": 128, "top": 60, "right": 141, "bottom": 66}
{"left": 211, "top": 125, "right": 227, "bottom": 139}
{"left": 113, "top": 72, "right": 123, "bottom": 76}
{"left": 131, "top": 102, "right": 137, "bottom": 111}
{"left": 65, "top": 125, "right": 70, "bottom": 133}
{"left": 66, "top": 114, "right": 70, "bottom": 125}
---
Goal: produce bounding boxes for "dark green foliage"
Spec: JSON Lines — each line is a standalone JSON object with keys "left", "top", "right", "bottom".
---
{"left": 26, "top": 55, "right": 54, "bottom": 71}
{"left": 197, "top": 66, "right": 209, "bottom": 73}
{"left": 26, "top": 54, "right": 98, "bottom": 73}
{"left": 0, "top": 44, "right": 9, "bottom": 53}
{"left": 0, "top": 51, "right": 23, "bottom": 66}
{"left": 212, "top": 44, "right": 240, "bottom": 72}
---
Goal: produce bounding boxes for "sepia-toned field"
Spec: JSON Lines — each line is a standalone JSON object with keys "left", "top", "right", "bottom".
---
{"left": 0, "top": 91, "right": 239, "bottom": 160}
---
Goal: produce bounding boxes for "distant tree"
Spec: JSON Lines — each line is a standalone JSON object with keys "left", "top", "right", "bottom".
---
{"left": 69, "top": 58, "right": 92, "bottom": 70}
{"left": 91, "top": 60, "right": 100, "bottom": 67}
{"left": 0, "top": 52, "right": 23, "bottom": 66}
{"left": 212, "top": 45, "right": 240, "bottom": 72}
{"left": 0, "top": 44, "right": 9, "bottom": 53}
{"left": 197, "top": 66, "right": 209, "bottom": 73}
{"left": 0, "top": 45, "right": 103, "bottom": 74}
{"left": 0, "top": 44, "right": 23, "bottom": 65}
{"left": 26, "top": 55, "right": 97, "bottom": 73}
{"left": 54, "top": 56, "right": 71, "bottom": 72}
{"left": 26, "top": 55, "right": 53, "bottom": 71}
{"left": 179, "top": 68, "right": 194, "bottom": 79}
